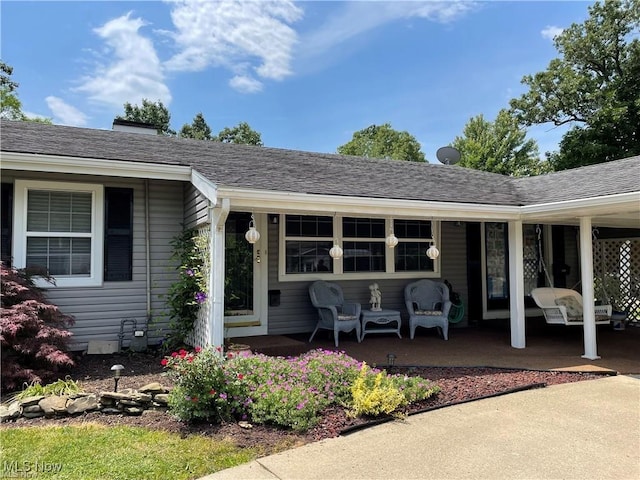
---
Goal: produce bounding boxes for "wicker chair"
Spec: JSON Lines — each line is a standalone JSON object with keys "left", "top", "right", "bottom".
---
{"left": 308, "top": 281, "right": 361, "bottom": 347}
{"left": 404, "top": 279, "right": 451, "bottom": 340}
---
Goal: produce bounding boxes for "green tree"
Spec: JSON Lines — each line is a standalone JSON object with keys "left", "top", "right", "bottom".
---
{"left": 118, "top": 99, "right": 176, "bottom": 136}
{"left": 1, "top": 61, "right": 51, "bottom": 123}
{"left": 452, "top": 110, "right": 549, "bottom": 177}
{"left": 337, "top": 123, "right": 426, "bottom": 162}
{"left": 216, "top": 121, "right": 263, "bottom": 146}
{"left": 510, "top": 0, "right": 640, "bottom": 170}
{"left": 180, "top": 113, "right": 213, "bottom": 140}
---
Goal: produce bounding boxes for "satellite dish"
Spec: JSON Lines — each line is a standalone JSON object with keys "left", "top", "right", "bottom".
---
{"left": 436, "top": 146, "right": 461, "bottom": 165}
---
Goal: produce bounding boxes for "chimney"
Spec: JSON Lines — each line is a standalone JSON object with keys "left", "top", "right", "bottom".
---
{"left": 112, "top": 118, "right": 158, "bottom": 135}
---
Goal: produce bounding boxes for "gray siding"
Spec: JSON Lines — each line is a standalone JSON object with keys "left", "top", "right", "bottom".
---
{"left": 564, "top": 226, "right": 580, "bottom": 290}
{"left": 266, "top": 220, "right": 469, "bottom": 335}
{"left": 3, "top": 171, "right": 185, "bottom": 350}
{"left": 184, "top": 183, "right": 210, "bottom": 228}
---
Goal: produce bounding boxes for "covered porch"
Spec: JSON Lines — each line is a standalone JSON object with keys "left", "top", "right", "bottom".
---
{"left": 230, "top": 318, "right": 640, "bottom": 374}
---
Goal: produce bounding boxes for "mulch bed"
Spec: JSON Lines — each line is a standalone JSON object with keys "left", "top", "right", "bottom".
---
{"left": 0, "top": 350, "right": 607, "bottom": 455}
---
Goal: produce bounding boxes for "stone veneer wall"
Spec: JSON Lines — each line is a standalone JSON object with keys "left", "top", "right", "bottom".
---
{"left": 0, "top": 382, "right": 170, "bottom": 422}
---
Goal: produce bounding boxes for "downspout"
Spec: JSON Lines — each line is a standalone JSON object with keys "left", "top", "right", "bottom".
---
{"left": 145, "top": 179, "right": 152, "bottom": 325}
{"left": 209, "top": 198, "right": 230, "bottom": 348}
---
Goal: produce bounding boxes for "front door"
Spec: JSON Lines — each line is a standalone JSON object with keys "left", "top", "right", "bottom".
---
{"left": 223, "top": 212, "right": 267, "bottom": 336}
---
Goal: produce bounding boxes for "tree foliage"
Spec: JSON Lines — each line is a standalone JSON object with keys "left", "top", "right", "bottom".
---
{"left": 0, "top": 264, "right": 75, "bottom": 391}
{"left": 216, "top": 121, "right": 263, "bottom": 146}
{"left": 118, "top": 99, "right": 176, "bottom": 136}
{"left": 452, "top": 110, "right": 549, "bottom": 177}
{"left": 510, "top": 0, "right": 640, "bottom": 169}
{"left": 180, "top": 113, "right": 213, "bottom": 140}
{"left": 337, "top": 123, "right": 426, "bottom": 162}
{"left": 0, "top": 60, "right": 51, "bottom": 123}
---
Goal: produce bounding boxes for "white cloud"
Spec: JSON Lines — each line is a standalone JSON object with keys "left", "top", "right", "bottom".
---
{"left": 75, "top": 13, "right": 171, "bottom": 108}
{"left": 541, "top": 25, "right": 563, "bottom": 41}
{"left": 229, "top": 75, "right": 263, "bottom": 94}
{"left": 45, "top": 96, "right": 89, "bottom": 126}
{"left": 299, "top": 1, "right": 477, "bottom": 59}
{"left": 164, "top": 0, "right": 302, "bottom": 91}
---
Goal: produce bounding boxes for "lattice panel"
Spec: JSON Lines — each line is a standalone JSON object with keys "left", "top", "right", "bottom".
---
{"left": 594, "top": 239, "right": 640, "bottom": 321}
{"left": 187, "top": 224, "right": 212, "bottom": 347}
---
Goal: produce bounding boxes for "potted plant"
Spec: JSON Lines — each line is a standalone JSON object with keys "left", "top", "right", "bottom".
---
{"left": 594, "top": 273, "right": 628, "bottom": 330}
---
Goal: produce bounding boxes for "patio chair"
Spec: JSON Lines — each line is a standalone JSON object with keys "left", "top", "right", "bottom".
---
{"left": 531, "top": 287, "right": 612, "bottom": 326}
{"left": 308, "top": 280, "right": 362, "bottom": 347}
{"left": 405, "top": 279, "right": 451, "bottom": 340}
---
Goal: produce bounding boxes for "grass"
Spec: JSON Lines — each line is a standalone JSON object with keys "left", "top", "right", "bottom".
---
{"left": 0, "top": 423, "right": 264, "bottom": 480}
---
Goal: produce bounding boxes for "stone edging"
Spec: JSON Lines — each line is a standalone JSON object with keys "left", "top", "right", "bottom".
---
{"left": 0, "top": 382, "right": 170, "bottom": 422}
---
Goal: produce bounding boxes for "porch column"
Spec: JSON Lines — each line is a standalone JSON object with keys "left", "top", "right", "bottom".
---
{"left": 508, "top": 220, "right": 526, "bottom": 348}
{"left": 579, "top": 216, "right": 600, "bottom": 360}
{"left": 209, "top": 199, "right": 230, "bottom": 349}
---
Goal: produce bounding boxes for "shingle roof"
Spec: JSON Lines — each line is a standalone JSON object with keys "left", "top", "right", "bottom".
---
{"left": 1, "top": 120, "right": 638, "bottom": 206}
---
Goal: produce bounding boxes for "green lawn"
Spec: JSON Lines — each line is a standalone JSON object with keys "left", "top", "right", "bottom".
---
{"left": 0, "top": 424, "right": 260, "bottom": 480}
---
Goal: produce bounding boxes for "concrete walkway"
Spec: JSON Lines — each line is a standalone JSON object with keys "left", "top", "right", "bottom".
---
{"left": 202, "top": 375, "right": 640, "bottom": 480}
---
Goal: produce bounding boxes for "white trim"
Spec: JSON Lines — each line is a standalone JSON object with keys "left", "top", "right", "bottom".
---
{"left": 579, "top": 217, "right": 600, "bottom": 360}
{"left": 1, "top": 152, "right": 191, "bottom": 181}
{"left": 191, "top": 170, "right": 218, "bottom": 202}
{"left": 218, "top": 187, "right": 523, "bottom": 220}
{"left": 508, "top": 220, "right": 526, "bottom": 349}
{"left": 277, "top": 214, "right": 441, "bottom": 282}
{"left": 13, "top": 179, "right": 104, "bottom": 288}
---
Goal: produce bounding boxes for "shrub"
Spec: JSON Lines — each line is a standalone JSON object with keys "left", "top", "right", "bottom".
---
{"left": 350, "top": 364, "right": 441, "bottom": 418}
{"left": 228, "top": 349, "right": 364, "bottom": 432}
{"left": 0, "top": 263, "right": 75, "bottom": 391}
{"left": 350, "top": 364, "right": 407, "bottom": 417}
{"left": 162, "top": 347, "right": 247, "bottom": 422}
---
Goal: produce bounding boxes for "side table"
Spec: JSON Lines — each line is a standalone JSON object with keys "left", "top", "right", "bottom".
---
{"left": 360, "top": 309, "right": 402, "bottom": 341}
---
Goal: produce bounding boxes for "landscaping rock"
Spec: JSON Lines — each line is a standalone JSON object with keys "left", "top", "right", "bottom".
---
{"left": 0, "top": 402, "right": 22, "bottom": 422}
{"left": 139, "top": 382, "right": 166, "bottom": 394}
{"left": 67, "top": 395, "right": 99, "bottom": 415}
{"left": 19, "top": 395, "right": 45, "bottom": 407}
{"left": 101, "top": 407, "right": 122, "bottom": 414}
{"left": 39, "top": 396, "right": 69, "bottom": 416}
{"left": 23, "top": 411, "right": 45, "bottom": 419}
{"left": 100, "top": 391, "right": 132, "bottom": 401}
{"left": 23, "top": 405, "right": 44, "bottom": 414}
{"left": 119, "top": 399, "right": 144, "bottom": 407}
{"left": 123, "top": 406, "right": 144, "bottom": 415}
{"left": 153, "top": 394, "right": 169, "bottom": 405}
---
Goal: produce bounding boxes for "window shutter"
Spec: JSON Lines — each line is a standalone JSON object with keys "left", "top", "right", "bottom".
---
{"left": 1, "top": 183, "right": 12, "bottom": 266}
{"left": 104, "top": 188, "right": 133, "bottom": 281}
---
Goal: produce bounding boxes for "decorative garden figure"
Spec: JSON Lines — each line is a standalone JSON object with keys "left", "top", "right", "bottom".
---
{"left": 369, "top": 283, "right": 382, "bottom": 311}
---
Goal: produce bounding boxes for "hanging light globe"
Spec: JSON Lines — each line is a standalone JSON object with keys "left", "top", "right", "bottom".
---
{"left": 426, "top": 244, "right": 440, "bottom": 260}
{"left": 385, "top": 230, "right": 398, "bottom": 248}
{"left": 329, "top": 243, "right": 343, "bottom": 259}
{"left": 245, "top": 215, "right": 260, "bottom": 244}
{"left": 245, "top": 226, "right": 260, "bottom": 244}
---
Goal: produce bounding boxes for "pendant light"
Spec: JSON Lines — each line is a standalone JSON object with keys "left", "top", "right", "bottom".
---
{"left": 245, "top": 214, "right": 260, "bottom": 244}
{"left": 426, "top": 243, "right": 440, "bottom": 260}
{"left": 385, "top": 226, "right": 398, "bottom": 248}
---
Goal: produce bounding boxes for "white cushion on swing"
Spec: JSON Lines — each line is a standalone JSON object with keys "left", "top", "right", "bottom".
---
{"left": 554, "top": 296, "right": 583, "bottom": 317}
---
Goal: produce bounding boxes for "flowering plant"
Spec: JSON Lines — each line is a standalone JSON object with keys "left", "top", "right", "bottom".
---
{"left": 163, "top": 228, "right": 208, "bottom": 351}
{"left": 162, "top": 346, "right": 248, "bottom": 422}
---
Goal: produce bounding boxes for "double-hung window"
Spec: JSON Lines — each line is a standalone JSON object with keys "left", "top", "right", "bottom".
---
{"left": 280, "top": 214, "right": 438, "bottom": 279}
{"left": 14, "top": 180, "right": 104, "bottom": 287}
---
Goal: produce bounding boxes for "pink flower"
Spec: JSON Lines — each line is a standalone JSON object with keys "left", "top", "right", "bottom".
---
{"left": 160, "top": 358, "right": 168, "bottom": 366}
{"left": 195, "top": 346, "right": 202, "bottom": 353}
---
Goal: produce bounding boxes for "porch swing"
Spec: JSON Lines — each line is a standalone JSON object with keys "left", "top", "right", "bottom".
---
{"left": 530, "top": 226, "right": 612, "bottom": 326}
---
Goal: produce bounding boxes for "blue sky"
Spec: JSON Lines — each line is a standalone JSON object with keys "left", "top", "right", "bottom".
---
{"left": 2, "top": 1, "right": 593, "bottom": 161}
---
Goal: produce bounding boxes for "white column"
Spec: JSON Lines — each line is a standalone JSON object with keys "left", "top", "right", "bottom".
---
{"left": 209, "top": 198, "right": 230, "bottom": 349}
{"left": 579, "top": 216, "right": 600, "bottom": 360}
{"left": 508, "top": 220, "right": 526, "bottom": 348}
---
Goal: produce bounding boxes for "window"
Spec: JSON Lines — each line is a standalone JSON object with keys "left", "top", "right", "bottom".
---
{"left": 393, "top": 219, "right": 435, "bottom": 272}
{"left": 14, "top": 180, "right": 104, "bottom": 287}
{"left": 284, "top": 215, "right": 333, "bottom": 273}
{"left": 281, "top": 214, "right": 438, "bottom": 279}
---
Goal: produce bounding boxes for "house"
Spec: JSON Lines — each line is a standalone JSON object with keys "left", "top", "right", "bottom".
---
{"left": 1, "top": 119, "right": 639, "bottom": 359}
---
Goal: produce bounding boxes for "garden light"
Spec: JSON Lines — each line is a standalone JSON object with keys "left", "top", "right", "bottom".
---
{"left": 110, "top": 364, "right": 125, "bottom": 392}
{"left": 386, "top": 353, "right": 396, "bottom": 367}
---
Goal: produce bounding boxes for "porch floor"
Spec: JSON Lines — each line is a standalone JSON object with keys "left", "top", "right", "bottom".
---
{"left": 229, "top": 317, "right": 640, "bottom": 374}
